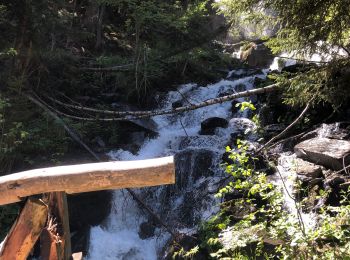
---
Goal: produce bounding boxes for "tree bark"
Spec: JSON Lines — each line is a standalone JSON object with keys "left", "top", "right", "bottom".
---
{"left": 95, "top": 5, "right": 105, "bottom": 50}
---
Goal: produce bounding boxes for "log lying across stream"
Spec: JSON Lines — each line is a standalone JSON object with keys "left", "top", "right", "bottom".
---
{"left": 0, "top": 156, "right": 175, "bottom": 206}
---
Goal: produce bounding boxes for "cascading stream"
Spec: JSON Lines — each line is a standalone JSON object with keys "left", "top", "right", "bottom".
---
{"left": 87, "top": 69, "right": 268, "bottom": 259}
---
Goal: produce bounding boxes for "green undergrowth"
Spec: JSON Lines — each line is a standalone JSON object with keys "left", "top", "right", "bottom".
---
{"left": 174, "top": 139, "right": 350, "bottom": 259}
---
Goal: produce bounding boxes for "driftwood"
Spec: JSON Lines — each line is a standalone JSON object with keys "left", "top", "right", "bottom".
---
{"left": 40, "top": 83, "right": 279, "bottom": 121}
{"left": 0, "top": 156, "right": 175, "bottom": 206}
{"left": 0, "top": 197, "right": 48, "bottom": 260}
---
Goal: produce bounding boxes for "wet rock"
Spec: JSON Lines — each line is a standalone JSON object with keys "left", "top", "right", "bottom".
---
{"left": 175, "top": 135, "right": 222, "bottom": 151}
{"left": 231, "top": 100, "right": 240, "bottom": 114}
{"left": 138, "top": 222, "right": 156, "bottom": 239}
{"left": 173, "top": 149, "right": 216, "bottom": 190}
{"left": 178, "top": 192, "right": 199, "bottom": 226}
{"left": 294, "top": 137, "right": 350, "bottom": 170}
{"left": 68, "top": 191, "right": 112, "bottom": 255}
{"left": 172, "top": 100, "right": 183, "bottom": 109}
{"left": 68, "top": 191, "right": 111, "bottom": 229}
{"left": 113, "top": 102, "right": 158, "bottom": 134}
{"left": 258, "top": 104, "right": 275, "bottom": 126}
{"left": 229, "top": 118, "right": 256, "bottom": 132}
{"left": 227, "top": 131, "right": 245, "bottom": 149}
{"left": 297, "top": 175, "right": 323, "bottom": 188}
{"left": 200, "top": 117, "right": 228, "bottom": 135}
{"left": 227, "top": 68, "right": 263, "bottom": 80}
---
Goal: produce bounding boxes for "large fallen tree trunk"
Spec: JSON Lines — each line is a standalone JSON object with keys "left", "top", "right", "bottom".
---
{"left": 0, "top": 197, "right": 48, "bottom": 260}
{"left": 0, "top": 156, "right": 174, "bottom": 206}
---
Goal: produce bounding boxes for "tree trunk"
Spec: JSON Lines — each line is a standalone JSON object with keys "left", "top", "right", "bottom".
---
{"left": 95, "top": 5, "right": 105, "bottom": 50}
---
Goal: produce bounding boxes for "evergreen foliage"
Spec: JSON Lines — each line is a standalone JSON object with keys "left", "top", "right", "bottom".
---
{"left": 216, "top": 0, "right": 350, "bottom": 108}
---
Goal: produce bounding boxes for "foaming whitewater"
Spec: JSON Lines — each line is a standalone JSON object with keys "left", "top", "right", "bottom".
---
{"left": 87, "top": 70, "right": 268, "bottom": 259}
{"left": 270, "top": 154, "right": 317, "bottom": 231}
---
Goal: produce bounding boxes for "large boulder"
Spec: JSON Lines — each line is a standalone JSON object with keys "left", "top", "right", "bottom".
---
{"left": 294, "top": 137, "right": 350, "bottom": 170}
{"left": 240, "top": 43, "right": 274, "bottom": 68}
{"left": 200, "top": 117, "right": 228, "bottom": 135}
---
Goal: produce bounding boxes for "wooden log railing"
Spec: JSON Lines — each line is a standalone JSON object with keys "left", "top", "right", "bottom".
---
{"left": 0, "top": 156, "right": 175, "bottom": 260}
{"left": 0, "top": 156, "right": 175, "bottom": 206}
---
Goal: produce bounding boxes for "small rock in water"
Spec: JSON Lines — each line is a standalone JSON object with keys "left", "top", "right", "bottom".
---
{"left": 294, "top": 137, "right": 350, "bottom": 170}
{"left": 172, "top": 100, "right": 183, "bottom": 109}
{"left": 138, "top": 222, "right": 156, "bottom": 239}
{"left": 200, "top": 117, "right": 228, "bottom": 135}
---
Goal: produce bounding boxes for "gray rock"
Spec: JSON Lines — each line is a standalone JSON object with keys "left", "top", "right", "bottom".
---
{"left": 294, "top": 137, "right": 350, "bottom": 170}
{"left": 294, "top": 158, "right": 323, "bottom": 178}
{"left": 229, "top": 118, "right": 256, "bottom": 132}
{"left": 200, "top": 117, "right": 228, "bottom": 135}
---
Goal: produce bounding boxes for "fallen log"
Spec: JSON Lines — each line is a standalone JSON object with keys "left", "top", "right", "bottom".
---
{"left": 0, "top": 197, "right": 48, "bottom": 260}
{"left": 0, "top": 156, "right": 174, "bottom": 206}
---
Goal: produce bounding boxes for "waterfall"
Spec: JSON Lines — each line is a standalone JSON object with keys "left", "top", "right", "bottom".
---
{"left": 87, "top": 69, "right": 268, "bottom": 259}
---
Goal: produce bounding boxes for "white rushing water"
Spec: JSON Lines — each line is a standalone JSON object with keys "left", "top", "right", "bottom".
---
{"left": 87, "top": 69, "right": 268, "bottom": 259}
